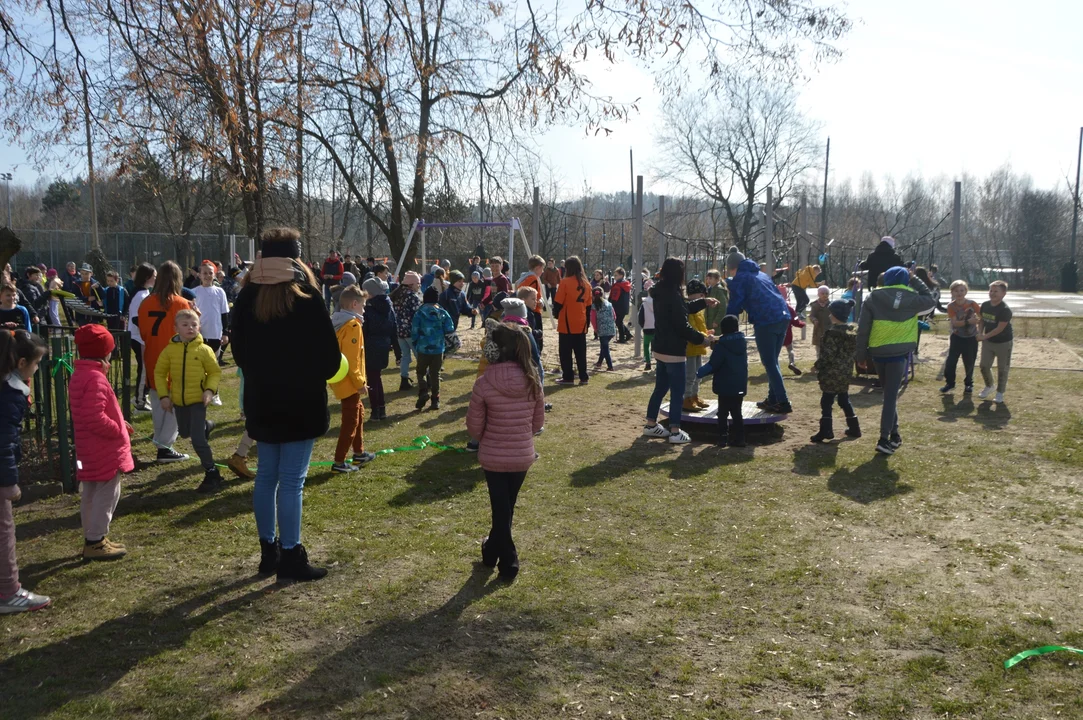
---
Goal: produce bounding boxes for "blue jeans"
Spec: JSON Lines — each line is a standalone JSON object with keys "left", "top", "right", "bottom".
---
{"left": 755, "top": 320, "right": 790, "bottom": 405}
{"left": 597, "top": 336, "right": 614, "bottom": 369}
{"left": 253, "top": 439, "right": 315, "bottom": 549}
{"left": 646, "top": 360, "right": 686, "bottom": 427}
{"left": 398, "top": 337, "right": 414, "bottom": 378}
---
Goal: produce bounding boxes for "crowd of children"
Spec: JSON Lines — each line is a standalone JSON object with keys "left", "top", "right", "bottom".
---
{"left": 0, "top": 235, "right": 1023, "bottom": 612}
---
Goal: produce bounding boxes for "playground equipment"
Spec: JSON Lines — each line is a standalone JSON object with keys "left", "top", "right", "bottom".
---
{"left": 659, "top": 400, "right": 789, "bottom": 428}
{"left": 394, "top": 218, "right": 534, "bottom": 282}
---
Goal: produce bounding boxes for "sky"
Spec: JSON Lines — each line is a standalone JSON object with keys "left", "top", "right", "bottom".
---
{"left": 2, "top": 0, "right": 1082, "bottom": 198}
{"left": 533, "top": 0, "right": 1083, "bottom": 196}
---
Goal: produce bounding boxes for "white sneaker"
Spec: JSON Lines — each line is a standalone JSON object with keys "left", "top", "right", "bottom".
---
{"left": 977, "top": 386, "right": 995, "bottom": 399}
{"left": 994, "top": 392, "right": 1004, "bottom": 403}
{"left": 211, "top": 394, "right": 223, "bottom": 406}
{"left": 643, "top": 424, "right": 670, "bottom": 438}
{"left": 668, "top": 429, "right": 691, "bottom": 444}
{"left": 0, "top": 587, "right": 52, "bottom": 614}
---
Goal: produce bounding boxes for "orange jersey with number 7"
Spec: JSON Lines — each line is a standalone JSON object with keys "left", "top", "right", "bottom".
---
{"left": 137, "top": 294, "right": 194, "bottom": 391}
{"left": 554, "top": 276, "right": 590, "bottom": 334}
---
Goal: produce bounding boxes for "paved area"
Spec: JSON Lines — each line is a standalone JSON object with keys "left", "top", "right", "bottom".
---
{"left": 798, "top": 289, "right": 1083, "bottom": 318}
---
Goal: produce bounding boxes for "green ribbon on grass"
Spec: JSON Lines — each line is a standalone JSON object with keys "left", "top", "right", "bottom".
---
{"left": 51, "top": 351, "right": 74, "bottom": 378}
{"left": 1004, "top": 645, "right": 1083, "bottom": 669}
{"left": 213, "top": 435, "right": 466, "bottom": 470}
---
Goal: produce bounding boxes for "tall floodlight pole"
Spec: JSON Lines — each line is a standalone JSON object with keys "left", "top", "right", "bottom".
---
{"left": 657, "top": 195, "right": 666, "bottom": 269}
{"left": 1071, "top": 127, "right": 1082, "bottom": 267}
{"left": 820, "top": 137, "right": 830, "bottom": 261}
{"left": 296, "top": 26, "right": 304, "bottom": 236}
{"left": 1, "top": 172, "right": 11, "bottom": 228}
{"left": 765, "top": 187, "right": 775, "bottom": 276}
{"left": 531, "top": 186, "right": 540, "bottom": 254}
{"left": 634, "top": 175, "right": 644, "bottom": 358}
{"left": 952, "top": 181, "right": 962, "bottom": 284}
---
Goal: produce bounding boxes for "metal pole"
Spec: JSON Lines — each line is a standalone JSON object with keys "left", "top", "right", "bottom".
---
{"left": 765, "top": 187, "right": 775, "bottom": 276}
{"left": 952, "top": 181, "right": 962, "bottom": 283}
{"left": 296, "top": 26, "right": 304, "bottom": 235}
{"left": 420, "top": 223, "right": 427, "bottom": 272}
{"left": 820, "top": 137, "right": 830, "bottom": 260}
{"left": 634, "top": 175, "right": 644, "bottom": 358}
{"left": 800, "top": 195, "right": 809, "bottom": 269}
{"left": 531, "top": 186, "right": 540, "bottom": 254}
{"left": 508, "top": 223, "right": 515, "bottom": 281}
{"left": 1070, "top": 126, "right": 1082, "bottom": 267}
{"left": 657, "top": 195, "right": 666, "bottom": 269}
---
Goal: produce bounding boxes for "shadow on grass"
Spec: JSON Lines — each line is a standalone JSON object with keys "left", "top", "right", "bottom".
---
{"left": 937, "top": 394, "right": 975, "bottom": 423}
{"left": 570, "top": 434, "right": 754, "bottom": 488}
{"left": 16, "top": 554, "right": 85, "bottom": 589}
{"left": 605, "top": 373, "right": 655, "bottom": 390}
{"left": 827, "top": 454, "right": 912, "bottom": 504}
{"left": 418, "top": 404, "right": 469, "bottom": 428}
{"left": 974, "top": 400, "right": 1012, "bottom": 429}
{"left": 388, "top": 437, "right": 481, "bottom": 505}
{"left": 257, "top": 571, "right": 537, "bottom": 716}
{"left": 0, "top": 576, "right": 273, "bottom": 717}
{"left": 792, "top": 442, "right": 841, "bottom": 476}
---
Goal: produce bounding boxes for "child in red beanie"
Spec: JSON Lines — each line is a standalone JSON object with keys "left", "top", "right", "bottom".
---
{"left": 71, "top": 324, "right": 134, "bottom": 561}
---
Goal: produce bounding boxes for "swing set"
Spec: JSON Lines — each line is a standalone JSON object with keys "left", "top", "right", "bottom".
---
{"left": 394, "top": 218, "right": 535, "bottom": 284}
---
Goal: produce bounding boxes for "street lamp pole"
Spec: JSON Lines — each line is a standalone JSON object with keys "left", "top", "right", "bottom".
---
{"left": 1, "top": 172, "right": 11, "bottom": 228}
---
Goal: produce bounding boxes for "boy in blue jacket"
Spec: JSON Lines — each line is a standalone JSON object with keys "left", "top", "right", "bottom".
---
{"left": 698, "top": 315, "right": 748, "bottom": 447}
{"left": 726, "top": 258, "right": 792, "bottom": 413}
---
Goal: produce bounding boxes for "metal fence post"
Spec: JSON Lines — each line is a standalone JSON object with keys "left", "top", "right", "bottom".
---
{"left": 50, "top": 336, "right": 75, "bottom": 492}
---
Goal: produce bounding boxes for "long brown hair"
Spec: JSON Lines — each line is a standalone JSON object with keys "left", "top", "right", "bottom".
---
{"left": 493, "top": 321, "right": 541, "bottom": 400}
{"left": 153, "top": 261, "right": 183, "bottom": 307}
{"left": 564, "top": 255, "right": 588, "bottom": 291}
{"left": 253, "top": 228, "right": 319, "bottom": 323}
{"left": 0, "top": 329, "right": 47, "bottom": 378}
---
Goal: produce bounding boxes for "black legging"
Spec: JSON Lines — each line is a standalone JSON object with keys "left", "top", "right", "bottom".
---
{"left": 558, "top": 332, "right": 588, "bottom": 382}
{"left": 131, "top": 340, "right": 148, "bottom": 402}
{"left": 483, "top": 469, "right": 526, "bottom": 571}
{"left": 793, "top": 286, "right": 810, "bottom": 314}
{"left": 820, "top": 391, "right": 856, "bottom": 419}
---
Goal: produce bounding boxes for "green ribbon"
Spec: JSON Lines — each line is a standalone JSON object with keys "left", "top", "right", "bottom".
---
{"left": 1004, "top": 645, "right": 1083, "bottom": 669}
{"left": 213, "top": 435, "right": 466, "bottom": 470}
{"left": 51, "top": 351, "right": 74, "bottom": 378}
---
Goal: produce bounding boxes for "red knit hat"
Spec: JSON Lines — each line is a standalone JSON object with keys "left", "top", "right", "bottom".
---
{"left": 75, "top": 324, "right": 115, "bottom": 359}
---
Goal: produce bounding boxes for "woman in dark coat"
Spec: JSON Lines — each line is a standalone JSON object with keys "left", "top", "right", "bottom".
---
{"left": 231, "top": 228, "right": 341, "bottom": 583}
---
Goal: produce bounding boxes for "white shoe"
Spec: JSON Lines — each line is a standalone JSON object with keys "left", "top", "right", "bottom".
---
{"left": 668, "top": 429, "right": 691, "bottom": 444}
{"left": 0, "top": 587, "right": 51, "bottom": 614}
{"left": 977, "top": 386, "right": 994, "bottom": 399}
{"left": 994, "top": 392, "right": 1004, "bottom": 403}
{"left": 211, "top": 394, "right": 223, "bottom": 406}
{"left": 643, "top": 424, "right": 670, "bottom": 438}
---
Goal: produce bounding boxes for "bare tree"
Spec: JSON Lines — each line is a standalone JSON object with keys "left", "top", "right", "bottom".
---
{"left": 656, "top": 75, "right": 821, "bottom": 252}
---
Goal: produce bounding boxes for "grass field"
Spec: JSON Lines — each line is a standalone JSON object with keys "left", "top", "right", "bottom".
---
{"left": 3, "top": 335, "right": 1083, "bottom": 719}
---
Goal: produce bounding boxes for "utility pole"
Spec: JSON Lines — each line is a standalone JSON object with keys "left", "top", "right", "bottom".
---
{"left": 296, "top": 26, "right": 304, "bottom": 236}
{"left": 819, "top": 137, "right": 830, "bottom": 261}
{"left": 1, "top": 172, "right": 11, "bottom": 228}
{"left": 1071, "top": 126, "right": 1082, "bottom": 267}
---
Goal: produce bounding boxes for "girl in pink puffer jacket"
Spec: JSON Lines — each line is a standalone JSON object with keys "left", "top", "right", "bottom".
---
{"left": 70, "top": 325, "right": 135, "bottom": 561}
{"left": 466, "top": 321, "right": 545, "bottom": 580}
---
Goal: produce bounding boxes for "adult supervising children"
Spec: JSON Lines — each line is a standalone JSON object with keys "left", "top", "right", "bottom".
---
{"left": 726, "top": 258, "right": 794, "bottom": 414}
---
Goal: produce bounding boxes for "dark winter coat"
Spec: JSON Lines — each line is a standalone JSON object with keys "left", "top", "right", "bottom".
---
{"left": 860, "top": 241, "right": 904, "bottom": 289}
{"left": 362, "top": 294, "right": 397, "bottom": 367}
{"left": 649, "top": 282, "right": 707, "bottom": 357}
{"left": 697, "top": 331, "right": 748, "bottom": 397}
{"left": 817, "top": 323, "right": 857, "bottom": 394}
{"left": 230, "top": 280, "right": 340, "bottom": 444}
{"left": 608, "top": 278, "right": 632, "bottom": 315}
{"left": 725, "top": 259, "right": 790, "bottom": 326}
{"left": 0, "top": 374, "right": 29, "bottom": 486}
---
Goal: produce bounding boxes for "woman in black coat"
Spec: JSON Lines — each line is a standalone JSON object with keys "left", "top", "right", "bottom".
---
{"left": 230, "top": 228, "right": 341, "bottom": 583}
{"left": 642, "top": 258, "right": 718, "bottom": 444}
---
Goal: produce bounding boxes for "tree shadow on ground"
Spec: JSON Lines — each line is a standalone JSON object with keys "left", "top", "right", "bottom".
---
{"left": 792, "top": 442, "right": 841, "bottom": 476}
{"left": 827, "top": 454, "right": 912, "bottom": 504}
{"left": 937, "top": 394, "right": 975, "bottom": 423}
{"left": 257, "top": 570, "right": 542, "bottom": 716}
{"left": 974, "top": 400, "right": 1012, "bottom": 429}
{"left": 0, "top": 576, "right": 272, "bottom": 717}
{"left": 605, "top": 373, "right": 655, "bottom": 391}
{"left": 388, "top": 436, "right": 481, "bottom": 506}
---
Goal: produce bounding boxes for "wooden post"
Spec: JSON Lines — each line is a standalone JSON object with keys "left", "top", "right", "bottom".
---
{"left": 531, "top": 186, "right": 540, "bottom": 254}
{"left": 952, "top": 181, "right": 962, "bottom": 282}
{"left": 765, "top": 187, "right": 775, "bottom": 276}
{"left": 657, "top": 195, "right": 666, "bottom": 269}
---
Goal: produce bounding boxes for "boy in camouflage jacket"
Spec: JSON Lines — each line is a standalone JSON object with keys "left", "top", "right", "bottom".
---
{"left": 810, "top": 300, "right": 862, "bottom": 443}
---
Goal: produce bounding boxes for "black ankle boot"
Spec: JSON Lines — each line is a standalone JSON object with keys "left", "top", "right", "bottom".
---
{"left": 398, "top": 376, "right": 413, "bottom": 391}
{"left": 810, "top": 418, "right": 834, "bottom": 443}
{"left": 845, "top": 415, "right": 862, "bottom": 438}
{"left": 480, "top": 536, "right": 497, "bottom": 568}
{"left": 258, "top": 538, "right": 280, "bottom": 577}
{"left": 730, "top": 421, "right": 746, "bottom": 447}
{"left": 277, "top": 543, "right": 327, "bottom": 583}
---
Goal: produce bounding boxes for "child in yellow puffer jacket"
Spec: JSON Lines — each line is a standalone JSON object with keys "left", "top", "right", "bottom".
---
{"left": 155, "top": 309, "right": 223, "bottom": 492}
{"left": 684, "top": 279, "right": 711, "bottom": 411}
{"left": 330, "top": 285, "right": 374, "bottom": 473}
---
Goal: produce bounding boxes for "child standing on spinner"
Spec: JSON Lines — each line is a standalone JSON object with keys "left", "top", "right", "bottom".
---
{"left": 697, "top": 315, "right": 747, "bottom": 447}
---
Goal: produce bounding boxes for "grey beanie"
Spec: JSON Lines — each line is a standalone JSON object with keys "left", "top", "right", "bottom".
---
{"left": 500, "top": 297, "right": 528, "bottom": 319}
{"left": 482, "top": 267, "right": 493, "bottom": 279}
{"left": 726, "top": 246, "right": 745, "bottom": 270}
{"left": 362, "top": 277, "right": 388, "bottom": 297}
{"left": 340, "top": 271, "right": 357, "bottom": 288}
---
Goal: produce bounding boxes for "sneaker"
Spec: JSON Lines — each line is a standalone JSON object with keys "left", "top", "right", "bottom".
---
{"left": 889, "top": 433, "right": 903, "bottom": 449}
{"left": 994, "top": 392, "right": 1004, "bottom": 403}
{"left": 668, "top": 429, "right": 691, "bottom": 444}
{"left": 0, "top": 588, "right": 52, "bottom": 614}
{"left": 466, "top": 441, "right": 480, "bottom": 452}
{"left": 156, "top": 447, "right": 189, "bottom": 463}
{"left": 544, "top": 403, "right": 553, "bottom": 413}
{"left": 415, "top": 393, "right": 430, "bottom": 410}
{"left": 788, "top": 363, "right": 803, "bottom": 376}
{"left": 352, "top": 451, "right": 376, "bottom": 465}
{"left": 644, "top": 362, "right": 652, "bottom": 372}
{"left": 978, "top": 386, "right": 995, "bottom": 399}
{"left": 331, "top": 461, "right": 358, "bottom": 473}
{"left": 875, "top": 437, "right": 895, "bottom": 455}
{"left": 939, "top": 384, "right": 955, "bottom": 394}
{"left": 643, "top": 424, "right": 670, "bottom": 438}
{"left": 83, "top": 537, "right": 127, "bottom": 561}
{"left": 769, "top": 402, "right": 793, "bottom": 414}
{"left": 579, "top": 379, "right": 589, "bottom": 386}
{"left": 756, "top": 399, "right": 774, "bottom": 410}
{"left": 431, "top": 397, "right": 441, "bottom": 410}
{"left": 211, "top": 394, "right": 223, "bottom": 406}
{"left": 554, "top": 378, "right": 576, "bottom": 385}
{"left": 227, "top": 454, "right": 255, "bottom": 479}
{"left": 134, "top": 402, "right": 151, "bottom": 413}
{"left": 197, "top": 468, "right": 224, "bottom": 493}
{"left": 964, "top": 384, "right": 973, "bottom": 394}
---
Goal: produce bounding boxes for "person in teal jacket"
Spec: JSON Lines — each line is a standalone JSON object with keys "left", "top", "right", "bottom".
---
{"left": 410, "top": 287, "right": 455, "bottom": 410}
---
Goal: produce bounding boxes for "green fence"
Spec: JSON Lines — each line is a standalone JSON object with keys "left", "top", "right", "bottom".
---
{"left": 27, "top": 325, "right": 132, "bottom": 492}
